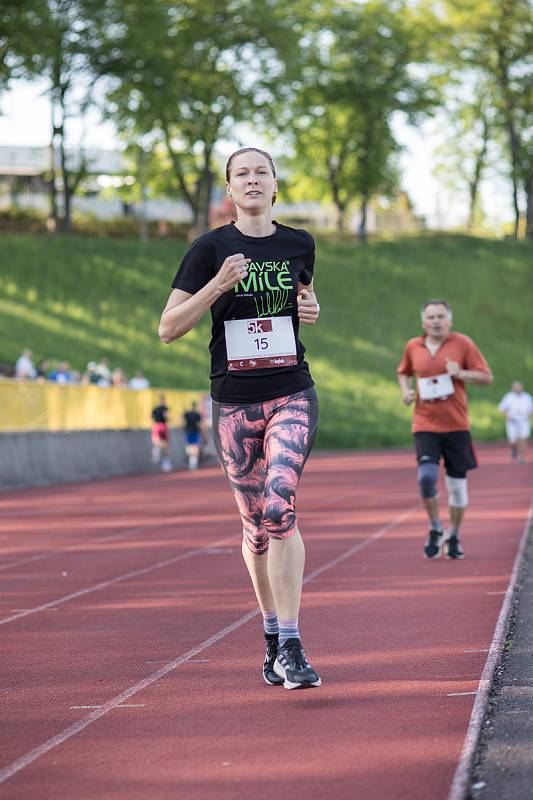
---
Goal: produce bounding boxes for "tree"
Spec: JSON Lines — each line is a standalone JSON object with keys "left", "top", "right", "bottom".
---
{"left": 0, "top": 1, "right": 39, "bottom": 92}
{"left": 277, "top": 0, "right": 434, "bottom": 240}
{"left": 90, "top": 0, "right": 299, "bottom": 234}
{"left": 7, "top": 0, "right": 102, "bottom": 232}
{"left": 433, "top": 84, "right": 495, "bottom": 229}
{"left": 436, "top": 0, "right": 533, "bottom": 238}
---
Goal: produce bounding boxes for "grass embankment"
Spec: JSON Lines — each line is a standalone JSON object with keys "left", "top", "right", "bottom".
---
{"left": 1, "top": 233, "right": 531, "bottom": 447}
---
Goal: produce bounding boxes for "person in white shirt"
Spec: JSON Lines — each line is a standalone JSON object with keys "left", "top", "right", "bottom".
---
{"left": 15, "top": 349, "right": 37, "bottom": 379}
{"left": 498, "top": 381, "right": 533, "bottom": 463}
{"left": 129, "top": 371, "right": 150, "bottom": 390}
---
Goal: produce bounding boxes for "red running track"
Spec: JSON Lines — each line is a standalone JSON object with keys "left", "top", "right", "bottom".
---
{"left": 0, "top": 445, "right": 531, "bottom": 800}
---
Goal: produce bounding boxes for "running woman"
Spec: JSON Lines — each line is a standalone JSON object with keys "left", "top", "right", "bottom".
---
{"left": 159, "top": 147, "right": 321, "bottom": 689}
{"left": 397, "top": 300, "right": 492, "bottom": 559}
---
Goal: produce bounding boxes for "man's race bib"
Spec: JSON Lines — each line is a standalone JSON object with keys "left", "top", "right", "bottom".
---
{"left": 225, "top": 317, "right": 297, "bottom": 371}
{"left": 418, "top": 373, "right": 455, "bottom": 401}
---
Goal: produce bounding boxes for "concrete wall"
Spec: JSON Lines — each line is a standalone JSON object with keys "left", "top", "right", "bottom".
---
{"left": 0, "top": 428, "right": 202, "bottom": 491}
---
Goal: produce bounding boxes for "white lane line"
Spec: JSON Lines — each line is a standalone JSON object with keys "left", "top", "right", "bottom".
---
{"left": 447, "top": 497, "right": 533, "bottom": 800}
{"left": 464, "top": 649, "right": 490, "bottom": 653}
{"left": 0, "top": 553, "right": 50, "bottom": 572}
{"left": 0, "top": 532, "right": 238, "bottom": 627}
{"left": 70, "top": 704, "right": 146, "bottom": 709}
{"left": 303, "top": 506, "right": 418, "bottom": 585}
{"left": 447, "top": 692, "right": 477, "bottom": 697}
{"left": 0, "top": 504, "right": 416, "bottom": 784}
{"left": 486, "top": 591, "right": 506, "bottom": 596}
{"left": 0, "top": 521, "right": 183, "bottom": 573}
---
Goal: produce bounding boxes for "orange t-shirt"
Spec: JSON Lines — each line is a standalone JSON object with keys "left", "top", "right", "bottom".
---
{"left": 397, "top": 332, "right": 491, "bottom": 433}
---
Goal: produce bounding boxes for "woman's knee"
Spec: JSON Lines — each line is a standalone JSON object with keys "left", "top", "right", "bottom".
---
{"left": 242, "top": 526, "right": 269, "bottom": 555}
{"left": 262, "top": 500, "right": 297, "bottom": 540}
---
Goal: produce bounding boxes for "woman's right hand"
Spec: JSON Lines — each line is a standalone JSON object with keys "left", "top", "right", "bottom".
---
{"left": 213, "top": 253, "right": 251, "bottom": 295}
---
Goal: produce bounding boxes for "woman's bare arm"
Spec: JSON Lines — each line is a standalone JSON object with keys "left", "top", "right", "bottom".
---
{"left": 158, "top": 252, "right": 251, "bottom": 343}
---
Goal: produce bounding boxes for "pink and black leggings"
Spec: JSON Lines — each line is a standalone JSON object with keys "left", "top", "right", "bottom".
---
{"left": 212, "top": 388, "right": 318, "bottom": 555}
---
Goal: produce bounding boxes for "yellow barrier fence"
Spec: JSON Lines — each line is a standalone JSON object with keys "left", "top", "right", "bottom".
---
{"left": 0, "top": 379, "right": 207, "bottom": 432}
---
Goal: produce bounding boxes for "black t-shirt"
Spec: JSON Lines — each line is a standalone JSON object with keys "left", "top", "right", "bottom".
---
{"left": 152, "top": 404, "right": 168, "bottom": 424}
{"left": 184, "top": 410, "right": 202, "bottom": 434}
{"left": 171, "top": 222, "right": 315, "bottom": 403}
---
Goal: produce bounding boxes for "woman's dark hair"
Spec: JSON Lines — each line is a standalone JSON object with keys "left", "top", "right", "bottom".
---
{"left": 225, "top": 147, "right": 277, "bottom": 204}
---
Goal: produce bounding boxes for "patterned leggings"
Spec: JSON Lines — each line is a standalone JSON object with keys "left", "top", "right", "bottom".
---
{"left": 212, "top": 388, "right": 319, "bottom": 555}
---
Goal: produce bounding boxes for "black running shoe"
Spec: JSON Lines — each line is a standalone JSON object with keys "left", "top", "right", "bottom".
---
{"left": 263, "top": 633, "right": 284, "bottom": 686}
{"left": 424, "top": 529, "right": 443, "bottom": 558}
{"left": 444, "top": 534, "right": 464, "bottom": 560}
{"left": 274, "top": 637, "right": 321, "bottom": 690}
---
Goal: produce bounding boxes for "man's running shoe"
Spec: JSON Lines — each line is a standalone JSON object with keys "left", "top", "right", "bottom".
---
{"left": 424, "top": 529, "right": 444, "bottom": 559}
{"left": 274, "top": 637, "right": 321, "bottom": 689}
{"left": 444, "top": 534, "right": 464, "bottom": 560}
{"left": 263, "top": 633, "right": 284, "bottom": 686}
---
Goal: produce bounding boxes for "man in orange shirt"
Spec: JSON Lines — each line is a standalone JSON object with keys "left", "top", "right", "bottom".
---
{"left": 397, "top": 299, "right": 492, "bottom": 559}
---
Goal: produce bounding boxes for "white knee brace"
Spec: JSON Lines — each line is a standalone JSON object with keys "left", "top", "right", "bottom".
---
{"left": 445, "top": 475, "right": 468, "bottom": 508}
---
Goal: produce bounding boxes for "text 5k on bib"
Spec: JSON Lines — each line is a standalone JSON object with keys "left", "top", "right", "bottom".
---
{"left": 224, "top": 317, "right": 297, "bottom": 371}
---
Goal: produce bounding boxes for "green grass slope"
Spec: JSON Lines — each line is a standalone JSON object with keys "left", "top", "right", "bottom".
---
{"left": 1, "top": 233, "right": 531, "bottom": 447}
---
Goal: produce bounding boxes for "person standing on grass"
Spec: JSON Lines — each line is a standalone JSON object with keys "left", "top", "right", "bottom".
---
{"left": 397, "top": 299, "right": 492, "bottom": 560}
{"left": 499, "top": 381, "right": 533, "bottom": 464}
{"left": 159, "top": 146, "right": 321, "bottom": 690}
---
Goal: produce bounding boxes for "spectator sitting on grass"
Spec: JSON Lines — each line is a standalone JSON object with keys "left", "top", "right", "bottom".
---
{"left": 48, "top": 360, "right": 73, "bottom": 384}
{"left": 15, "top": 349, "right": 37, "bottom": 379}
{"left": 129, "top": 370, "right": 150, "bottom": 390}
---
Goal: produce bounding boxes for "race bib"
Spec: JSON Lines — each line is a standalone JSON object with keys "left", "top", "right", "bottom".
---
{"left": 418, "top": 373, "right": 455, "bottom": 401}
{"left": 225, "top": 317, "right": 297, "bottom": 371}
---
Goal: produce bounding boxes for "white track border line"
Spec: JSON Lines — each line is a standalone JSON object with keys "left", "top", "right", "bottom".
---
{"left": 0, "top": 504, "right": 417, "bottom": 784}
{"left": 447, "top": 496, "right": 533, "bottom": 800}
{"left": 0, "top": 532, "right": 239, "bottom": 627}
{"left": 0, "top": 521, "right": 179, "bottom": 573}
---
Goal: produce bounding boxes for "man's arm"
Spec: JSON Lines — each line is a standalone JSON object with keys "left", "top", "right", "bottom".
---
{"left": 445, "top": 359, "right": 493, "bottom": 385}
{"left": 398, "top": 373, "right": 416, "bottom": 405}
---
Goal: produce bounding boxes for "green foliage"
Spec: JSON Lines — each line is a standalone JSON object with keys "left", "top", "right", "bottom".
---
{"left": 432, "top": 0, "right": 533, "bottom": 234}
{"left": 279, "top": 0, "right": 435, "bottom": 233}
{"left": 2, "top": 232, "right": 531, "bottom": 447}
{"left": 89, "top": 0, "right": 300, "bottom": 228}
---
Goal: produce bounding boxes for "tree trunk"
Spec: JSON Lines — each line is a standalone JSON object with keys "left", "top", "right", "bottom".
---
{"left": 358, "top": 194, "right": 369, "bottom": 243}
{"left": 49, "top": 104, "right": 59, "bottom": 231}
{"left": 196, "top": 148, "right": 214, "bottom": 234}
{"left": 496, "top": 44, "right": 522, "bottom": 238}
{"left": 162, "top": 124, "right": 200, "bottom": 232}
{"left": 511, "top": 173, "right": 520, "bottom": 238}
{"left": 335, "top": 205, "right": 345, "bottom": 233}
{"left": 525, "top": 173, "right": 533, "bottom": 240}
{"left": 468, "top": 116, "right": 489, "bottom": 230}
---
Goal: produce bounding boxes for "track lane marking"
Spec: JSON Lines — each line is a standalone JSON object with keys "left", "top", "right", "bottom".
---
{"left": 0, "top": 533, "right": 239, "bottom": 627}
{"left": 0, "top": 520, "right": 205, "bottom": 573}
{"left": 0, "top": 504, "right": 417, "bottom": 784}
{"left": 447, "top": 497, "right": 533, "bottom": 800}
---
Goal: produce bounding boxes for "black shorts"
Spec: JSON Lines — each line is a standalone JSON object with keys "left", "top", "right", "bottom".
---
{"left": 414, "top": 431, "right": 478, "bottom": 479}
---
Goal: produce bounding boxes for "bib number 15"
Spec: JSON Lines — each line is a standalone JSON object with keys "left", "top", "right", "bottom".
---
{"left": 254, "top": 337, "right": 268, "bottom": 350}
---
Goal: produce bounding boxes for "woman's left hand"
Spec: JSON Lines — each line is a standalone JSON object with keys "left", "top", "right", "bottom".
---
{"left": 297, "top": 290, "right": 320, "bottom": 325}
